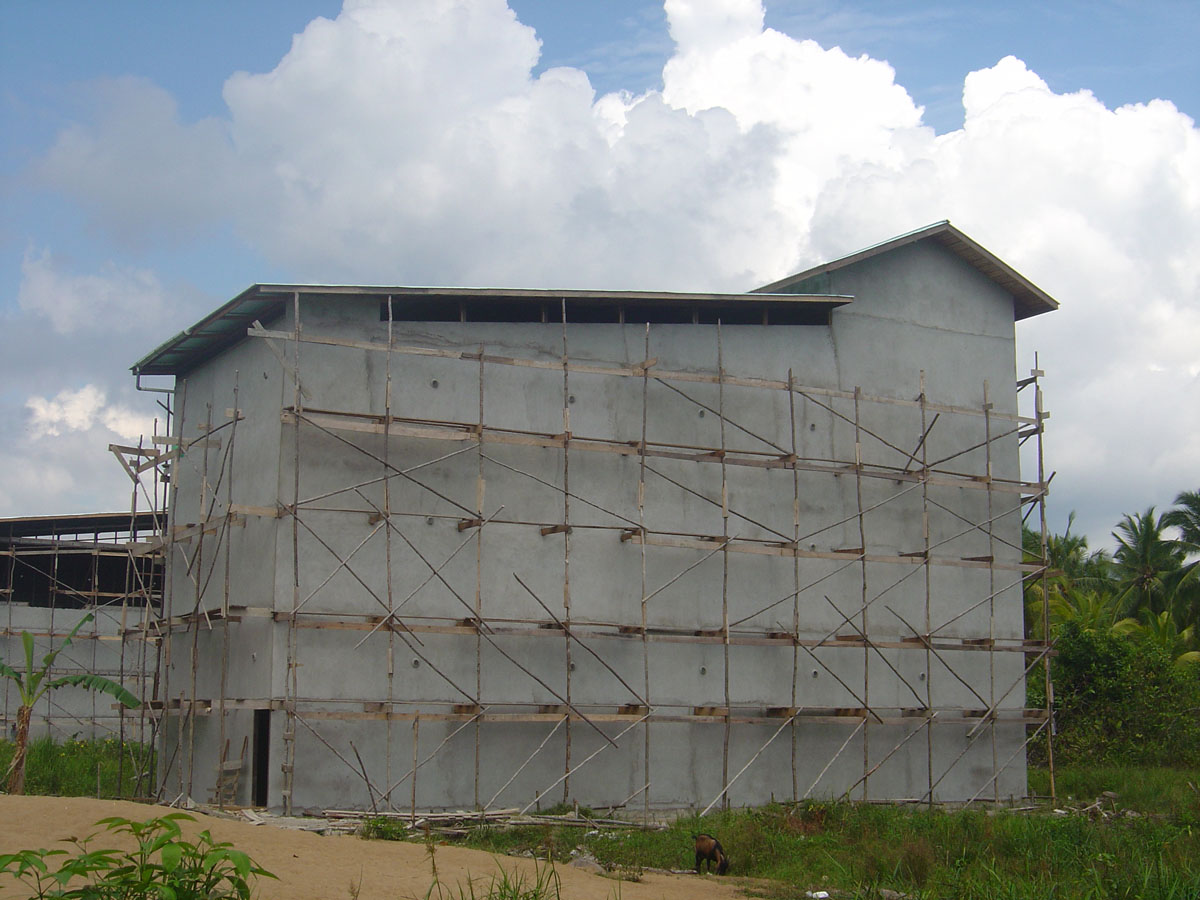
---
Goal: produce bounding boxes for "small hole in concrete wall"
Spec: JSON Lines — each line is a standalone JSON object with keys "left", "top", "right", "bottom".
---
{"left": 430, "top": 379, "right": 439, "bottom": 389}
{"left": 568, "top": 395, "right": 576, "bottom": 404}
{"left": 698, "top": 409, "right": 705, "bottom": 418}
{"left": 262, "top": 372, "right": 269, "bottom": 380}
{"left": 700, "top": 666, "right": 708, "bottom": 675}
{"left": 919, "top": 672, "right": 926, "bottom": 681}
{"left": 411, "top": 658, "right": 421, "bottom": 668}
{"left": 809, "top": 423, "right": 816, "bottom": 431}
{"left": 426, "top": 516, "right": 435, "bottom": 525}
{"left": 811, "top": 669, "right": 819, "bottom": 678}
{"left": 569, "top": 662, "right": 576, "bottom": 671}
{"left": 810, "top": 543, "right": 817, "bottom": 550}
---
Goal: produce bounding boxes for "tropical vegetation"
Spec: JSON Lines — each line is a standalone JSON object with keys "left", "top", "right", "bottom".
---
{"left": 1023, "top": 488, "right": 1200, "bottom": 663}
{"left": 1023, "top": 488, "right": 1200, "bottom": 768}
{"left": 0, "top": 614, "right": 141, "bottom": 794}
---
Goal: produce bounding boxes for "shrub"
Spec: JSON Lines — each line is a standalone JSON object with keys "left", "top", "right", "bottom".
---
{"left": 1030, "top": 623, "right": 1200, "bottom": 767}
{"left": 0, "top": 813, "right": 275, "bottom": 899}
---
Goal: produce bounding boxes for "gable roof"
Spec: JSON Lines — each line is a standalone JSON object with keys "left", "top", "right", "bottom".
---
{"left": 753, "top": 221, "right": 1059, "bottom": 321}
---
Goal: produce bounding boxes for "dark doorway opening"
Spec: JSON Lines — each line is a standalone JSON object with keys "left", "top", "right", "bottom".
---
{"left": 252, "top": 709, "right": 270, "bottom": 808}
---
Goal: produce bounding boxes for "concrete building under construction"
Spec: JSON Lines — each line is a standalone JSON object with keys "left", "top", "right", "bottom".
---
{"left": 4, "top": 222, "right": 1059, "bottom": 815}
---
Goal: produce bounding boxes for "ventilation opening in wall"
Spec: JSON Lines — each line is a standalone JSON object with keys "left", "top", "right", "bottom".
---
{"left": 461, "top": 298, "right": 546, "bottom": 322}
{"left": 622, "top": 302, "right": 695, "bottom": 324}
{"left": 563, "top": 300, "right": 622, "bottom": 323}
{"left": 697, "top": 305, "right": 766, "bottom": 325}
{"left": 766, "top": 305, "right": 831, "bottom": 326}
{"left": 379, "top": 299, "right": 461, "bottom": 322}
{"left": 252, "top": 709, "right": 270, "bottom": 807}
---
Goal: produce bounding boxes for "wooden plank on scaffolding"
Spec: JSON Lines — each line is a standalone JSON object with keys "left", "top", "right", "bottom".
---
{"left": 249, "top": 326, "right": 1035, "bottom": 424}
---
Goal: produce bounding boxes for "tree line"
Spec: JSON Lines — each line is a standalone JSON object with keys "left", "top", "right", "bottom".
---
{"left": 1024, "top": 488, "right": 1199, "bottom": 665}
{"left": 1024, "top": 488, "right": 1200, "bottom": 767}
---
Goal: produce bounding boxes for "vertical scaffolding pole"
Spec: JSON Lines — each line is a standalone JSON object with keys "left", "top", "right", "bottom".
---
{"left": 185, "top": 402, "right": 213, "bottom": 799}
{"left": 383, "top": 298, "right": 396, "bottom": 808}
{"left": 717, "top": 325, "right": 731, "bottom": 808}
{"left": 638, "top": 325, "right": 651, "bottom": 822}
{"left": 283, "top": 291, "right": 302, "bottom": 816}
{"left": 919, "top": 372, "right": 934, "bottom": 806}
{"left": 983, "top": 379, "right": 999, "bottom": 802}
{"left": 474, "top": 345, "right": 485, "bottom": 809}
{"left": 1034, "top": 362, "right": 1056, "bottom": 801}
{"left": 217, "top": 378, "right": 239, "bottom": 807}
{"left": 853, "top": 386, "right": 869, "bottom": 800}
{"left": 560, "top": 300, "right": 573, "bottom": 803}
{"left": 788, "top": 370, "right": 801, "bottom": 801}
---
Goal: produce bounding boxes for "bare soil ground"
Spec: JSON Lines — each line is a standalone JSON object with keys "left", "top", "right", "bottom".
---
{"left": 0, "top": 796, "right": 748, "bottom": 900}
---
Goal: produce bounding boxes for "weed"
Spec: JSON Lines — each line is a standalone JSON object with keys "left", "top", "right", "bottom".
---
{"left": 0, "top": 812, "right": 276, "bottom": 899}
{"left": 360, "top": 814, "right": 410, "bottom": 841}
{"left": 0, "top": 735, "right": 155, "bottom": 799}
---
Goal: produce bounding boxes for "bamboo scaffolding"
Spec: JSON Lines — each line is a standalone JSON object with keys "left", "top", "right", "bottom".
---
{"left": 107, "top": 309, "right": 1059, "bottom": 818}
{"left": 246, "top": 325, "right": 1038, "bottom": 425}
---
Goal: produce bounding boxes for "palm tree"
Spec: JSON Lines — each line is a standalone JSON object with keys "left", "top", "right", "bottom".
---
{"left": 1048, "top": 586, "right": 1126, "bottom": 634}
{"left": 1162, "top": 489, "right": 1200, "bottom": 554}
{"left": 1163, "top": 489, "right": 1200, "bottom": 630}
{"left": 1125, "top": 609, "right": 1200, "bottom": 668}
{"left": 1023, "top": 514, "right": 1116, "bottom": 638}
{"left": 1111, "top": 507, "right": 1186, "bottom": 620}
{"left": 1, "top": 614, "right": 140, "bottom": 794}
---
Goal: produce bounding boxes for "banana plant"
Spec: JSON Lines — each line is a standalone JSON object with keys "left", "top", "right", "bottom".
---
{"left": 1, "top": 613, "right": 140, "bottom": 794}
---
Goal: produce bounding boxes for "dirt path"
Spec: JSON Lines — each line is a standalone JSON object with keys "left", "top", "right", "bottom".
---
{"left": 0, "top": 797, "right": 748, "bottom": 900}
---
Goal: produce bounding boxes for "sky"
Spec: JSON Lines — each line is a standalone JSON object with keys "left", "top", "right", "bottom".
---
{"left": 1, "top": 0, "right": 1197, "bottom": 554}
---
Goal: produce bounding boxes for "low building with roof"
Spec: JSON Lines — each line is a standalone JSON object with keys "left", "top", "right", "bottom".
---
{"left": 6, "top": 222, "right": 1058, "bottom": 812}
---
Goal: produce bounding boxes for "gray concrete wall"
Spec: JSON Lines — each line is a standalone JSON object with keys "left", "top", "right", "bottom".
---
{"left": 160, "top": 239, "right": 1035, "bottom": 811}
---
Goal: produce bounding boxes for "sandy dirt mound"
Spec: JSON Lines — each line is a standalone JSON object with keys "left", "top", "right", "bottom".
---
{"left": 0, "top": 796, "right": 747, "bottom": 900}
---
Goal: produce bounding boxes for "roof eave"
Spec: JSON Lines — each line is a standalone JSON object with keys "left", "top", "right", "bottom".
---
{"left": 131, "top": 285, "right": 853, "bottom": 377}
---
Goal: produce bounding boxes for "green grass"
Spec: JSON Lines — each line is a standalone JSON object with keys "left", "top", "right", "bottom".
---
{"left": 1030, "top": 766, "right": 1200, "bottom": 822}
{"left": 0, "top": 736, "right": 155, "bottom": 799}
{"left": 362, "top": 771, "right": 1200, "bottom": 900}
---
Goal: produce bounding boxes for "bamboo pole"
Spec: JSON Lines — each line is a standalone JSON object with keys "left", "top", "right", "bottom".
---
{"left": 788, "top": 369, "right": 801, "bottom": 801}
{"left": 384, "top": 297, "right": 396, "bottom": 808}
{"left": 701, "top": 713, "right": 798, "bottom": 815}
{"left": 185, "top": 402, "right": 213, "bottom": 799}
{"left": 717, "top": 324, "right": 731, "bottom": 809}
{"left": 560, "top": 301, "right": 574, "bottom": 803}
{"left": 919, "top": 372, "right": 934, "bottom": 806}
{"left": 1035, "top": 362, "right": 1056, "bottom": 801}
{"left": 983, "top": 380, "right": 999, "bottom": 802}
{"left": 804, "top": 720, "right": 865, "bottom": 798}
{"left": 484, "top": 716, "right": 566, "bottom": 810}
{"left": 217, "top": 378, "right": 239, "bottom": 807}
{"left": 517, "top": 715, "right": 648, "bottom": 816}
{"left": 246, "top": 325, "right": 1036, "bottom": 425}
{"left": 853, "top": 386, "right": 869, "bottom": 800}
{"left": 639, "top": 324, "right": 651, "bottom": 822}
{"left": 475, "top": 345, "right": 485, "bottom": 810}
{"left": 285, "top": 290, "right": 302, "bottom": 815}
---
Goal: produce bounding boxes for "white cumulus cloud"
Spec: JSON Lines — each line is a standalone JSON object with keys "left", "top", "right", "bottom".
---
{"left": 18, "top": 248, "right": 174, "bottom": 335}
{"left": 26, "top": 385, "right": 153, "bottom": 441}
{"left": 20, "top": 0, "right": 1200, "bottom": 546}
